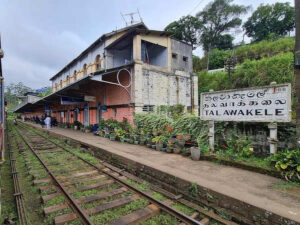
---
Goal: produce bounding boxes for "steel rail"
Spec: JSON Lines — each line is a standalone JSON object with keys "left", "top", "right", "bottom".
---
{"left": 18, "top": 123, "right": 203, "bottom": 225}
{"left": 7, "top": 125, "right": 29, "bottom": 225}
{"left": 14, "top": 125, "right": 94, "bottom": 225}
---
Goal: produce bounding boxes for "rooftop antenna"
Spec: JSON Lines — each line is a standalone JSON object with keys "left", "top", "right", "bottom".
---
{"left": 121, "top": 9, "right": 143, "bottom": 26}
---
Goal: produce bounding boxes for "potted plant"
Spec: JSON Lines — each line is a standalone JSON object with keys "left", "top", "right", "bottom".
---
{"left": 152, "top": 135, "right": 166, "bottom": 151}
{"left": 73, "top": 121, "right": 82, "bottom": 130}
{"left": 109, "top": 132, "right": 116, "bottom": 141}
{"left": 176, "top": 133, "right": 186, "bottom": 147}
{"left": 116, "top": 129, "right": 127, "bottom": 143}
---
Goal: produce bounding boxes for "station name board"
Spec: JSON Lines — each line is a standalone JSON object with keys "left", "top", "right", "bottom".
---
{"left": 200, "top": 84, "right": 291, "bottom": 122}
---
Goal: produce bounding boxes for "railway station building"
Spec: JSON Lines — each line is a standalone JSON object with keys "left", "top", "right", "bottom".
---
{"left": 14, "top": 22, "right": 198, "bottom": 125}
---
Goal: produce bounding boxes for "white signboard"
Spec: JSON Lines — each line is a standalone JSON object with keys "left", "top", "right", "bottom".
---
{"left": 200, "top": 83, "right": 291, "bottom": 122}
{"left": 84, "top": 95, "right": 96, "bottom": 102}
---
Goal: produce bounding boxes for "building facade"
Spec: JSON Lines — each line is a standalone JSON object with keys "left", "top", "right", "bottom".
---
{"left": 15, "top": 23, "right": 198, "bottom": 125}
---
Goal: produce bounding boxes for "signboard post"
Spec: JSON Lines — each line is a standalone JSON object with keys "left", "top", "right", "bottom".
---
{"left": 200, "top": 83, "right": 292, "bottom": 155}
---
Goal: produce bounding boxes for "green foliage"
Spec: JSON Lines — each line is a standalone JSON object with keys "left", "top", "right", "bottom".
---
{"left": 188, "top": 182, "right": 199, "bottom": 198}
{"left": 231, "top": 52, "right": 294, "bottom": 88}
{"left": 193, "top": 37, "right": 294, "bottom": 72}
{"left": 270, "top": 150, "right": 300, "bottom": 182}
{"left": 192, "top": 55, "right": 206, "bottom": 73}
{"left": 164, "top": 15, "right": 203, "bottom": 49}
{"left": 207, "top": 48, "right": 232, "bottom": 70}
{"left": 133, "top": 113, "right": 172, "bottom": 133}
{"left": 198, "top": 52, "right": 294, "bottom": 92}
{"left": 156, "top": 104, "right": 185, "bottom": 120}
{"left": 196, "top": 0, "right": 249, "bottom": 52}
{"left": 115, "top": 129, "right": 128, "bottom": 140}
{"left": 234, "top": 37, "right": 294, "bottom": 63}
{"left": 73, "top": 120, "right": 83, "bottom": 128}
{"left": 5, "top": 82, "right": 32, "bottom": 107}
{"left": 152, "top": 135, "right": 167, "bottom": 144}
{"left": 244, "top": 2, "right": 295, "bottom": 42}
{"left": 198, "top": 70, "right": 229, "bottom": 93}
{"left": 225, "top": 135, "right": 253, "bottom": 158}
{"left": 37, "top": 88, "right": 52, "bottom": 97}
{"left": 173, "top": 114, "right": 207, "bottom": 141}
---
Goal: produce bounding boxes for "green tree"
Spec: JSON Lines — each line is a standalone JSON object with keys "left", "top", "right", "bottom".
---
{"left": 5, "top": 82, "right": 32, "bottom": 106}
{"left": 243, "top": 2, "right": 295, "bottom": 42}
{"left": 37, "top": 88, "right": 52, "bottom": 97}
{"left": 165, "top": 15, "right": 203, "bottom": 49}
{"left": 196, "top": 0, "right": 249, "bottom": 52}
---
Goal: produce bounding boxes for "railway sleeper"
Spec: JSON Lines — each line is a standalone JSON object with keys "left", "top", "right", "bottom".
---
{"left": 39, "top": 174, "right": 107, "bottom": 192}
{"left": 42, "top": 179, "right": 115, "bottom": 201}
{"left": 42, "top": 192, "right": 61, "bottom": 203}
{"left": 54, "top": 194, "right": 140, "bottom": 224}
{"left": 56, "top": 170, "right": 98, "bottom": 180}
{"left": 33, "top": 177, "right": 51, "bottom": 185}
{"left": 107, "top": 204, "right": 160, "bottom": 225}
{"left": 44, "top": 187, "right": 128, "bottom": 216}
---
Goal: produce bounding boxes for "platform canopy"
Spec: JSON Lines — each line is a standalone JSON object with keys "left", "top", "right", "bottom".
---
{"left": 14, "top": 63, "right": 133, "bottom": 113}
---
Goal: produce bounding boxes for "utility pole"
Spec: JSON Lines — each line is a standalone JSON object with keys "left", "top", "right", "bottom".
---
{"left": 295, "top": 0, "right": 300, "bottom": 141}
{"left": 0, "top": 35, "right": 4, "bottom": 162}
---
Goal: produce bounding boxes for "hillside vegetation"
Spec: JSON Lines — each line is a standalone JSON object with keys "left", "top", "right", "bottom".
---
{"left": 194, "top": 37, "right": 295, "bottom": 71}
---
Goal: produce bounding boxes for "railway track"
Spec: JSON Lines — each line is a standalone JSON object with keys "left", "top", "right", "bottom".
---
{"left": 7, "top": 127, "right": 29, "bottom": 225}
{"left": 10, "top": 122, "right": 238, "bottom": 225}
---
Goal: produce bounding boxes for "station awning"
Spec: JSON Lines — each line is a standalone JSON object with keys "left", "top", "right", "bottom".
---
{"left": 14, "top": 63, "right": 134, "bottom": 113}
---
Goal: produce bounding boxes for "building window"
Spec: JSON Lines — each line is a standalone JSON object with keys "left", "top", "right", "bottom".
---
{"left": 83, "top": 64, "right": 87, "bottom": 76}
{"left": 60, "top": 80, "right": 62, "bottom": 88}
{"left": 67, "top": 75, "right": 70, "bottom": 84}
{"left": 141, "top": 40, "right": 167, "bottom": 67}
{"left": 113, "top": 108, "right": 117, "bottom": 117}
{"left": 172, "top": 53, "right": 177, "bottom": 59}
{"left": 95, "top": 55, "right": 101, "bottom": 71}
{"left": 73, "top": 70, "right": 77, "bottom": 80}
{"left": 183, "top": 56, "right": 188, "bottom": 62}
{"left": 142, "top": 105, "right": 154, "bottom": 112}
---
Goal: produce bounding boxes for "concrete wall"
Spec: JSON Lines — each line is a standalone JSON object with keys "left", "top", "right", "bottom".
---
{"left": 133, "top": 63, "right": 198, "bottom": 114}
{"left": 170, "top": 39, "right": 193, "bottom": 73}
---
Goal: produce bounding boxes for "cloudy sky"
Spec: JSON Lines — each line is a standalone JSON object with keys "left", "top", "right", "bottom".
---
{"left": 0, "top": 0, "right": 294, "bottom": 89}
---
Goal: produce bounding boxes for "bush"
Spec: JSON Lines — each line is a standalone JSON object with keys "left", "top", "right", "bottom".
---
{"left": 270, "top": 150, "right": 300, "bottom": 182}
{"left": 193, "top": 37, "right": 294, "bottom": 71}
{"left": 133, "top": 113, "right": 172, "bottom": 134}
{"left": 231, "top": 52, "right": 294, "bottom": 88}
{"left": 173, "top": 114, "right": 207, "bottom": 141}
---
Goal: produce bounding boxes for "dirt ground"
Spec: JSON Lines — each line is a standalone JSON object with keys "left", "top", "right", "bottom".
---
{"left": 26, "top": 122, "right": 300, "bottom": 223}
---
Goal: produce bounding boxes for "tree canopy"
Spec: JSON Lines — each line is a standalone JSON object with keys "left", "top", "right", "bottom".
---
{"left": 164, "top": 15, "right": 203, "bottom": 49}
{"left": 196, "top": 0, "right": 249, "bottom": 52}
{"left": 5, "top": 82, "right": 32, "bottom": 106}
{"left": 243, "top": 2, "right": 295, "bottom": 42}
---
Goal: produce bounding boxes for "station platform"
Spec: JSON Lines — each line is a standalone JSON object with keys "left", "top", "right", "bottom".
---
{"left": 24, "top": 122, "right": 300, "bottom": 223}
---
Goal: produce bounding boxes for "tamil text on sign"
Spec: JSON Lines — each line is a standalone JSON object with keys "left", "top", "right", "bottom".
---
{"left": 200, "top": 84, "right": 291, "bottom": 122}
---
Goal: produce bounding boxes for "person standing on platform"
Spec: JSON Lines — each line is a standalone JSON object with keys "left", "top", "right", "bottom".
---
{"left": 40, "top": 115, "right": 45, "bottom": 128}
{"left": 45, "top": 115, "right": 51, "bottom": 130}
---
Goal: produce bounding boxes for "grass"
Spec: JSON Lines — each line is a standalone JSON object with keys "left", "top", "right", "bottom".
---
{"left": 0, "top": 153, "right": 17, "bottom": 223}
{"left": 19, "top": 122, "right": 227, "bottom": 224}
{"left": 140, "top": 212, "right": 179, "bottom": 225}
{"left": 215, "top": 149, "right": 272, "bottom": 168}
{"left": 90, "top": 199, "right": 149, "bottom": 224}
{"left": 272, "top": 181, "right": 300, "bottom": 190}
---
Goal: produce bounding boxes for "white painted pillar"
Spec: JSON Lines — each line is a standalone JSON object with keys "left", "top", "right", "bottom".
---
{"left": 268, "top": 123, "right": 278, "bottom": 155}
{"left": 208, "top": 120, "right": 215, "bottom": 152}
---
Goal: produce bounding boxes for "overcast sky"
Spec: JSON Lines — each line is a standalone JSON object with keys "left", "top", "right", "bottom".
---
{"left": 0, "top": 0, "right": 294, "bottom": 89}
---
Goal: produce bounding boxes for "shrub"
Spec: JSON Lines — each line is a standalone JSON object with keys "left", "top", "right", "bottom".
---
{"left": 133, "top": 113, "right": 172, "bottom": 134}
{"left": 173, "top": 114, "right": 207, "bottom": 141}
{"left": 193, "top": 37, "right": 294, "bottom": 71}
{"left": 270, "top": 150, "right": 300, "bottom": 182}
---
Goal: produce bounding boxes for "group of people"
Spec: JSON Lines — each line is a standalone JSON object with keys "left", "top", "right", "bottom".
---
{"left": 33, "top": 114, "right": 57, "bottom": 130}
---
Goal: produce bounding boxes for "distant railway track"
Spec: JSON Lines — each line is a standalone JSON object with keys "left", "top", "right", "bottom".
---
{"left": 10, "top": 122, "right": 238, "bottom": 225}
